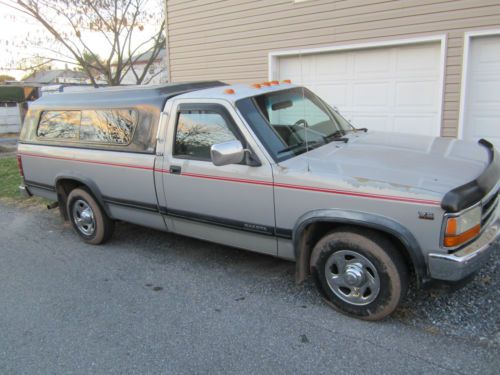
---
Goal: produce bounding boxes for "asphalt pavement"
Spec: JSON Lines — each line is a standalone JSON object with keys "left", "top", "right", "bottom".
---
{"left": 0, "top": 137, "right": 17, "bottom": 144}
{"left": 0, "top": 202, "right": 498, "bottom": 374}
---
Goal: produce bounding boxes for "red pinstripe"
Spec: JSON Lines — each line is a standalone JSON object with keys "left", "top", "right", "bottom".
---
{"left": 19, "top": 152, "right": 441, "bottom": 206}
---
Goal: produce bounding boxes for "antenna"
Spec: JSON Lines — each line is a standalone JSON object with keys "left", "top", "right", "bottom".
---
{"left": 299, "top": 50, "right": 310, "bottom": 172}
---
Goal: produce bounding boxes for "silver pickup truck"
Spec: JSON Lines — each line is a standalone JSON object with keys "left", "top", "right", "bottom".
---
{"left": 17, "top": 81, "right": 499, "bottom": 320}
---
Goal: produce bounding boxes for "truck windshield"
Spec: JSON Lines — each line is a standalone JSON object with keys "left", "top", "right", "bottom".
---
{"left": 236, "top": 87, "right": 354, "bottom": 162}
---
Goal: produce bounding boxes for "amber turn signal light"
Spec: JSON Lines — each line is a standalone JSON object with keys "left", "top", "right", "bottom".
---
{"left": 445, "top": 217, "right": 457, "bottom": 235}
{"left": 443, "top": 224, "right": 480, "bottom": 247}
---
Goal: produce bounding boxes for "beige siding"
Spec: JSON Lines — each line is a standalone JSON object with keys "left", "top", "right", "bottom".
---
{"left": 165, "top": 0, "right": 500, "bottom": 137}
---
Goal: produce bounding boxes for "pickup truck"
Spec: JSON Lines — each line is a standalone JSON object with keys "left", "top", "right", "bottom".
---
{"left": 17, "top": 81, "right": 499, "bottom": 320}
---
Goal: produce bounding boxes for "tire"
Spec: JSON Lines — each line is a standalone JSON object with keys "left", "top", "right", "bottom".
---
{"left": 310, "top": 227, "right": 408, "bottom": 321}
{"left": 67, "top": 188, "right": 114, "bottom": 245}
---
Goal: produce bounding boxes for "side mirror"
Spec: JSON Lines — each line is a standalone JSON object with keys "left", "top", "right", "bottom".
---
{"left": 210, "top": 140, "right": 245, "bottom": 166}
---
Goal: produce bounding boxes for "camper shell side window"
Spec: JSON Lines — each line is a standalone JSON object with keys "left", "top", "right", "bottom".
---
{"left": 37, "top": 109, "right": 139, "bottom": 146}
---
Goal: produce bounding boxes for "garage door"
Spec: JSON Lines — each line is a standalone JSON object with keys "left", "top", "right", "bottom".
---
{"left": 277, "top": 42, "right": 442, "bottom": 136}
{"left": 462, "top": 35, "right": 500, "bottom": 149}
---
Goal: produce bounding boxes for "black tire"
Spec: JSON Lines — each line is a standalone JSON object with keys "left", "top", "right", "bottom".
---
{"left": 67, "top": 188, "right": 114, "bottom": 245}
{"left": 310, "top": 227, "right": 408, "bottom": 321}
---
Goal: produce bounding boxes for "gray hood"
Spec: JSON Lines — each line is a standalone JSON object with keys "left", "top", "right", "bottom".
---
{"left": 290, "top": 131, "right": 490, "bottom": 197}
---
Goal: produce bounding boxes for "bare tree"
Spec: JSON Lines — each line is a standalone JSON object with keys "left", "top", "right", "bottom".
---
{"left": 17, "top": 55, "right": 53, "bottom": 80}
{"left": 1, "top": 0, "right": 166, "bottom": 86}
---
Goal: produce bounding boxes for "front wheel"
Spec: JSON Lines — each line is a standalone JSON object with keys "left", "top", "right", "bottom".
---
{"left": 310, "top": 227, "right": 408, "bottom": 321}
{"left": 67, "top": 188, "right": 114, "bottom": 245}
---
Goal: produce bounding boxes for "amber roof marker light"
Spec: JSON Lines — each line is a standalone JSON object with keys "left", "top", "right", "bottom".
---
{"left": 282, "top": 79, "right": 292, "bottom": 84}
{"left": 250, "top": 83, "right": 262, "bottom": 89}
{"left": 224, "top": 88, "right": 235, "bottom": 94}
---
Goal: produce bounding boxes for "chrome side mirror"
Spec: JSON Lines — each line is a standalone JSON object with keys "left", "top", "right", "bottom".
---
{"left": 210, "top": 140, "right": 245, "bottom": 166}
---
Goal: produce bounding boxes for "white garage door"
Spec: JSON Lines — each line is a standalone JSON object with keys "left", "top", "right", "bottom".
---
{"left": 277, "top": 42, "right": 442, "bottom": 136}
{"left": 462, "top": 35, "right": 500, "bottom": 149}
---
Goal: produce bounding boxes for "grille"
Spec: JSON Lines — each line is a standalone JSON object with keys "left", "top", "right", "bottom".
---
{"left": 481, "top": 190, "right": 499, "bottom": 227}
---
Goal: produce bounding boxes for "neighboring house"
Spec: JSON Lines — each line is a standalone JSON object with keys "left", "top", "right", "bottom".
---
{"left": 163, "top": 0, "right": 500, "bottom": 148}
{"left": 117, "top": 49, "right": 168, "bottom": 85}
{"left": 23, "top": 69, "right": 91, "bottom": 85}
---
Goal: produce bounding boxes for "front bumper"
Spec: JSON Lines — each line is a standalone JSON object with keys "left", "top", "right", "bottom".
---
{"left": 428, "top": 219, "right": 499, "bottom": 281}
{"left": 19, "top": 184, "right": 32, "bottom": 198}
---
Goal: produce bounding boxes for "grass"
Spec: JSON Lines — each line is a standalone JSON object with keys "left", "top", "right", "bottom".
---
{"left": 0, "top": 156, "right": 48, "bottom": 206}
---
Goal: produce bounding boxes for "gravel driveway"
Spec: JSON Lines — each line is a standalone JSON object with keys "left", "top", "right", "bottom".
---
{"left": 0, "top": 202, "right": 498, "bottom": 374}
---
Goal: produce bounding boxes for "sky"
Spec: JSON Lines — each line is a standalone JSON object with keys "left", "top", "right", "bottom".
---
{"left": 0, "top": 1, "right": 163, "bottom": 80}
{"left": 0, "top": 5, "right": 47, "bottom": 79}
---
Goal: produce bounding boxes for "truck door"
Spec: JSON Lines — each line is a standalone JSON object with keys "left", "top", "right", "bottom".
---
{"left": 160, "top": 100, "right": 277, "bottom": 256}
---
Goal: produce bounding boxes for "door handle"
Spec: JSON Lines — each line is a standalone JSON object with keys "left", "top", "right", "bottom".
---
{"left": 169, "top": 165, "right": 181, "bottom": 174}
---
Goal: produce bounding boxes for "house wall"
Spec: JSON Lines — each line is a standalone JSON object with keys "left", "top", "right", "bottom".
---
{"left": 164, "top": 0, "right": 500, "bottom": 137}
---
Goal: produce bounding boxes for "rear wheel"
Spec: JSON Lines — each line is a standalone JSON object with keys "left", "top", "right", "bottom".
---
{"left": 67, "top": 188, "right": 114, "bottom": 245}
{"left": 310, "top": 227, "right": 408, "bottom": 321}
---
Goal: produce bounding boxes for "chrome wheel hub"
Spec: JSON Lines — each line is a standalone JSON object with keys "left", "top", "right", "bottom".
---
{"left": 325, "top": 250, "right": 380, "bottom": 306}
{"left": 344, "top": 263, "right": 365, "bottom": 286}
{"left": 72, "top": 199, "right": 95, "bottom": 236}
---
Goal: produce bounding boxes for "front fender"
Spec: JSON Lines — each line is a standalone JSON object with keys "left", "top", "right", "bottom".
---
{"left": 293, "top": 209, "right": 427, "bottom": 286}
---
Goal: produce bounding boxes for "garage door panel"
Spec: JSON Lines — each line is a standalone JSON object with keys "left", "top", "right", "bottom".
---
{"left": 353, "top": 49, "right": 391, "bottom": 75}
{"left": 277, "top": 42, "right": 441, "bottom": 136}
{"left": 279, "top": 56, "right": 314, "bottom": 83}
{"left": 463, "top": 35, "right": 500, "bottom": 149}
{"left": 469, "top": 80, "right": 500, "bottom": 103}
{"left": 315, "top": 54, "right": 350, "bottom": 77}
{"left": 353, "top": 82, "right": 390, "bottom": 106}
{"left": 470, "top": 37, "right": 500, "bottom": 69}
{"left": 396, "top": 44, "right": 440, "bottom": 73}
{"left": 395, "top": 81, "right": 438, "bottom": 106}
{"left": 311, "top": 84, "right": 348, "bottom": 106}
{"left": 472, "top": 117, "right": 500, "bottom": 137}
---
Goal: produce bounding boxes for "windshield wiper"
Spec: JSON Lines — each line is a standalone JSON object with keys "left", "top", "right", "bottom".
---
{"left": 325, "top": 130, "right": 349, "bottom": 143}
{"left": 325, "top": 129, "right": 344, "bottom": 138}
{"left": 277, "top": 140, "right": 322, "bottom": 155}
{"left": 355, "top": 127, "right": 368, "bottom": 132}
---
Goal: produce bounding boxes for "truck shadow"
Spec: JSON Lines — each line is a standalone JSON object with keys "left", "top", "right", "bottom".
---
{"left": 101, "top": 220, "right": 500, "bottom": 346}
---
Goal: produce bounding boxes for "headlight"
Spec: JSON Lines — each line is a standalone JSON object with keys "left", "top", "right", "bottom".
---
{"left": 443, "top": 205, "right": 481, "bottom": 248}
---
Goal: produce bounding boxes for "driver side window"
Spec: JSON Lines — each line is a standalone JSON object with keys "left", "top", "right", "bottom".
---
{"left": 174, "top": 109, "right": 238, "bottom": 160}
